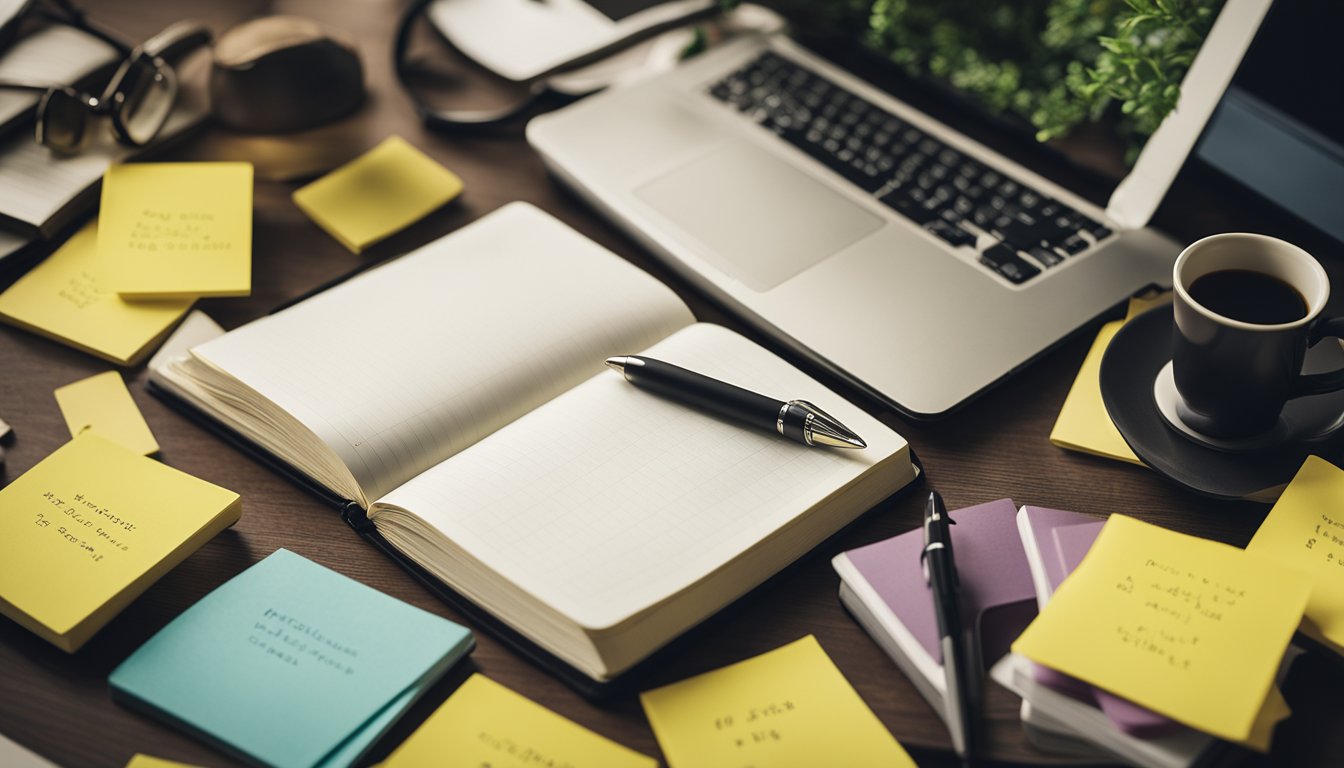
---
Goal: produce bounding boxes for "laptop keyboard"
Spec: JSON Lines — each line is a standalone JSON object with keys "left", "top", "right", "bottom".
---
{"left": 707, "top": 51, "right": 1115, "bottom": 285}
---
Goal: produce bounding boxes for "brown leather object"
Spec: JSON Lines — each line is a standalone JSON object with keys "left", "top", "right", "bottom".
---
{"left": 210, "top": 15, "right": 364, "bottom": 133}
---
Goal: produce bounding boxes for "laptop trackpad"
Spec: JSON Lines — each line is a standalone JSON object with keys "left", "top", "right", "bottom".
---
{"left": 634, "top": 140, "right": 884, "bottom": 291}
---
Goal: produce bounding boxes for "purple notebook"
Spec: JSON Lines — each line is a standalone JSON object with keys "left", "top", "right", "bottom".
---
{"left": 1021, "top": 507, "right": 1182, "bottom": 739}
{"left": 843, "top": 498, "right": 1037, "bottom": 665}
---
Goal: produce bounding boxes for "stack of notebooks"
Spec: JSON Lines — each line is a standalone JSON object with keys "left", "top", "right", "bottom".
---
{"left": 148, "top": 202, "right": 920, "bottom": 695}
{"left": 834, "top": 498, "right": 1317, "bottom": 768}
{"left": 111, "top": 549, "right": 474, "bottom": 768}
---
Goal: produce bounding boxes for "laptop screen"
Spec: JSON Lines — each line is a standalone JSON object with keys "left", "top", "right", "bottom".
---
{"left": 1194, "top": 0, "right": 1344, "bottom": 244}
{"left": 789, "top": 0, "right": 1265, "bottom": 225}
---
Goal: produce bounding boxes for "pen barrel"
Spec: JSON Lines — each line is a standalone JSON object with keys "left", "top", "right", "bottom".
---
{"left": 625, "top": 357, "right": 782, "bottom": 434}
{"left": 929, "top": 557, "right": 962, "bottom": 637}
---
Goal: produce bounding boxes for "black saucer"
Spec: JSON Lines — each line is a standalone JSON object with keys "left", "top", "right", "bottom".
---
{"left": 1099, "top": 305, "right": 1344, "bottom": 501}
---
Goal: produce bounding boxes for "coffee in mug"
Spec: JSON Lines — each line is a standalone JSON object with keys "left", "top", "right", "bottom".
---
{"left": 1172, "top": 233, "right": 1344, "bottom": 439}
{"left": 1186, "top": 270, "right": 1308, "bottom": 326}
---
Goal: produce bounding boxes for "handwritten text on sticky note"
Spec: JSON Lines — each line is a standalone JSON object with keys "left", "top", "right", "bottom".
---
{"left": 249, "top": 608, "right": 360, "bottom": 675}
{"left": 0, "top": 223, "right": 191, "bottom": 365}
{"left": 640, "top": 635, "right": 915, "bottom": 768}
{"left": 1013, "top": 515, "right": 1309, "bottom": 744}
{"left": 1249, "top": 456, "right": 1344, "bottom": 652}
{"left": 99, "top": 162, "right": 253, "bottom": 298}
{"left": 34, "top": 486, "right": 136, "bottom": 564}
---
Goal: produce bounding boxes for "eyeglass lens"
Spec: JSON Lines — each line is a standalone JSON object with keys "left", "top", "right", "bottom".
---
{"left": 114, "top": 56, "right": 176, "bottom": 145}
{"left": 36, "top": 88, "right": 88, "bottom": 154}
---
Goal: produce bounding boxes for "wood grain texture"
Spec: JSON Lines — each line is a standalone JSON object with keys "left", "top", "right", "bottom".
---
{"left": 2, "top": 2, "right": 1343, "bottom": 767}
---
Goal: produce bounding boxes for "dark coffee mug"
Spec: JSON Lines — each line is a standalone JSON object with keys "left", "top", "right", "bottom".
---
{"left": 1172, "top": 233, "right": 1344, "bottom": 439}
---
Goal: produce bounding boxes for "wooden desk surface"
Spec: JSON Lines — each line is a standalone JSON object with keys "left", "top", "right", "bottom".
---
{"left": 3, "top": 2, "right": 1342, "bottom": 766}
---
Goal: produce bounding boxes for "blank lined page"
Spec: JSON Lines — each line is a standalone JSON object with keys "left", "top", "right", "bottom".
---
{"left": 194, "top": 203, "right": 693, "bottom": 503}
{"left": 376, "top": 323, "right": 907, "bottom": 630}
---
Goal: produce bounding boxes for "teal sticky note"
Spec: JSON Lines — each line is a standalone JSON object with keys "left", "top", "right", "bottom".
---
{"left": 109, "top": 549, "right": 473, "bottom": 768}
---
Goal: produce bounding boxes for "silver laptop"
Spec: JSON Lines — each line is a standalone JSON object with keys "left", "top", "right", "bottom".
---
{"left": 527, "top": 0, "right": 1271, "bottom": 418}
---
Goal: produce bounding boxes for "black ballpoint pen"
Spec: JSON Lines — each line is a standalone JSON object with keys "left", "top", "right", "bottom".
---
{"left": 604, "top": 355, "right": 867, "bottom": 449}
{"left": 923, "top": 490, "right": 976, "bottom": 764}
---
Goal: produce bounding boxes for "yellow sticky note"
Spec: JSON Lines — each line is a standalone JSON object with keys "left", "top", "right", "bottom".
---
{"left": 0, "top": 223, "right": 192, "bottom": 365}
{"left": 0, "top": 434, "right": 241, "bottom": 652}
{"left": 1050, "top": 294, "right": 1171, "bottom": 464}
{"left": 125, "top": 755, "right": 205, "bottom": 768}
{"left": 640, "top": 636, "right": 915, "bottom": 768}
{"left": 1246, "top": 685, "right": 1291, "bottom": 753}
{"left": 1050, "top": 318, "right": 1140, "bottom": 464}
{"left": 1012, "top": 515, "right": 1310, "bottom": 744}
{"left": 1248, "top": 456, "right": 1344, "bottom": 654}
{"left": 383, "top": 674, "right": 656, "bottom": 768}
{"left": 99, "top": 162, "right": 253, "bottom": 298}
{"left": 292, "top": 136, "right": 463, "bottom": 253}
{"left": 53, "top": 371, "right": 158, "bottom": 455}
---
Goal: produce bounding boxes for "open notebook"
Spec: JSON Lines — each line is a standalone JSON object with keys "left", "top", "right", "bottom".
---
{"left": 150, "top": 203, "right": 917, "bottom": 692}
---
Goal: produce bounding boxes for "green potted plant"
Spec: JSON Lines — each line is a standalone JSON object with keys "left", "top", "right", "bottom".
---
{"left": 772, "top": 0, "right": 1224, "bottom": 165}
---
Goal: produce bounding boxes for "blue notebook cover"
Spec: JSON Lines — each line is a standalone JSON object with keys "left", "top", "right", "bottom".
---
{"left": 108, "top": 548, "right": 474, "bottom": 768}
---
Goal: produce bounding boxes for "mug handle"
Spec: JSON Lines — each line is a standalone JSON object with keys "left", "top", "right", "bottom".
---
{"left": 1294, "top": 316, "right": 1344, "bottom": 396}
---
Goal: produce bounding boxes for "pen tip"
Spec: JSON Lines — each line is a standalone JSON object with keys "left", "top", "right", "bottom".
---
{"left": 605, "top": 357, "right": 626, "bottom": 374}
{"left": 793, "top": 401, "right": 867, "bottom": 449}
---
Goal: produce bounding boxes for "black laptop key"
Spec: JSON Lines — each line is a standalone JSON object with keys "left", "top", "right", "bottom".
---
{"left": 994, "top": 210, "right": 1082, "bottom": 252}
{"left": 989, "top": 212, "right": 1037, "bottom": 244}
{"left": 848, "top": 161, "right": 888, "bottom": 193}
{"left": 980, "top": 244, "right": 1041, "bottom": 284}
{"left": 988, "top": 194, "right": 1018, "bottom": 214}
{"left": 1070, "top": 210, "right": 1102, "bottom": 228}
{"left": 971, "top": 205, "right": 998, "bottom": 228}
{"left": 880, "top": 188, "right": 941, "bottom": 225}
{"left": 1059, "top": 234, "right": 1090, "bottom": 255}
{"left": 1031, "top": 216, "right": 1078, "bottom": 248}
{"left": 1027, "top": 245, "right": 1064, "bottom": 268}
{"left": 928, "top": 220, "right": 976, "bottom": 248}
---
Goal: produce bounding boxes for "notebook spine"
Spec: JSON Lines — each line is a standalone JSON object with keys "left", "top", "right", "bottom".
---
{"left": 342, "top": 502, "right": 375, "bottom": 533}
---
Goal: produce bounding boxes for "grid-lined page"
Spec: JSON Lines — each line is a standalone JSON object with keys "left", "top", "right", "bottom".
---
{"left": 375, "top": 323, "right": 907, "bottom": 630}
{"left": 193, "top": 204, "right": 694, "bottom": 503}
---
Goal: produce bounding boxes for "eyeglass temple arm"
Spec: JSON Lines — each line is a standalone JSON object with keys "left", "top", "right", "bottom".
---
{"left": 38, "top": 0, "right": 131, "bottom": 55}
{"left": 0, "top": 80, "right": 58, "bottom": 92}
{"left": 37, "top": 2, "right": 211, "bottom": 63}
{"left": 139, "top": 20, "right": 212, "bottom": 62}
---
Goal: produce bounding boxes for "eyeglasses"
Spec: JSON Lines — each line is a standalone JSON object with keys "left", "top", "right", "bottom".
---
{"left": 0, "top": 2, "right": 209, "bottom": 154}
